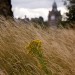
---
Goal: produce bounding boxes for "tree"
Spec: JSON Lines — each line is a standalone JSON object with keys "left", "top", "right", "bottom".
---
{"left": 66, "top": 0, "right": 75, "bottom": 22}
{"left": 0, "top": 0, "right": 13, "bottom": 17}
{"left": 38, "top": 16, "right": 44, "bottom": 24}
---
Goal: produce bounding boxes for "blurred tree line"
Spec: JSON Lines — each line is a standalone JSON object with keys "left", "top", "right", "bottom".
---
{"left": 31, "top": 16, "right": 48, "bottom": 28}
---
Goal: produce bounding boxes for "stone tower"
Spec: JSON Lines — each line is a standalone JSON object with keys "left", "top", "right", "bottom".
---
{"left": 0, "top": 0, "right": 13, "bottom": 17}
{"left": 48, "top": 1, "right": 62, "bottom": 27}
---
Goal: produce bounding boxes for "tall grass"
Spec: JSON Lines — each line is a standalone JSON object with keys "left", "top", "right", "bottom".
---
{"left": 0, "top": 17, "right": 75, "bottom": 75}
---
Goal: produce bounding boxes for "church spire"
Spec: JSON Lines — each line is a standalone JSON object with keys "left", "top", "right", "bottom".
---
{"left": 52, "top": 0, "right": 57, "bottom": 11}
{"left": 48, "top": 0, "right": 62, "bottom": 27}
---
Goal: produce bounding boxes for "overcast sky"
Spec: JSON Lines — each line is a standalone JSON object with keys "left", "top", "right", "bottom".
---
{"left": 11, "top": 0, "right": 67, "bottom": 20}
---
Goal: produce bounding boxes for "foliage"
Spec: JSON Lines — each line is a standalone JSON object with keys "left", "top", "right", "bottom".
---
{"left": 61, "top": 0, "right": 75, "bottom": 28}
{"left": 31, "top": 16, "right": 44, "bottom": 26}
{"left": 66, "top": 0, "right": 75, "bottom": 22}
{"left": 27, "top": 40, "right": 42, "bottom": 56}
{"left": 0, "top": 0, "right": 13, "bottom": 17}
{"left": 26, "top": 40, "right": 52, "bottom": 75}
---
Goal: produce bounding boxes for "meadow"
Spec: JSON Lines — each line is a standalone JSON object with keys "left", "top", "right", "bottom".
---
{"left": 0, "top": 16, "right": 75, "bottom": 75}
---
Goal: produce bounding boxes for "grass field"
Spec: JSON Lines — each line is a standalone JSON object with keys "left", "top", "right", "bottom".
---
{"left": 0, "top": 16, "right": 75, "bottom": 75}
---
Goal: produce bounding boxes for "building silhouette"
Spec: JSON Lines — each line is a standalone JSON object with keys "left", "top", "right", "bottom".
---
{"left": 48, "top": 1, "right": 62, "bottom": 27}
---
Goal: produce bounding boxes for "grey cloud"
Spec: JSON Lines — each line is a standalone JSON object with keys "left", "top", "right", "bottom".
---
{"left": 11, "top": 0, "right": 64, "bottom": 8}
{"left": 12, "top": 0, "right": 67, "bottom": 20}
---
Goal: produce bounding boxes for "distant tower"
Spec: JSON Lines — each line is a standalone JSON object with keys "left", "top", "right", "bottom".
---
{"left": 48, "top": 1, "right": 62, "bottom": 27}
